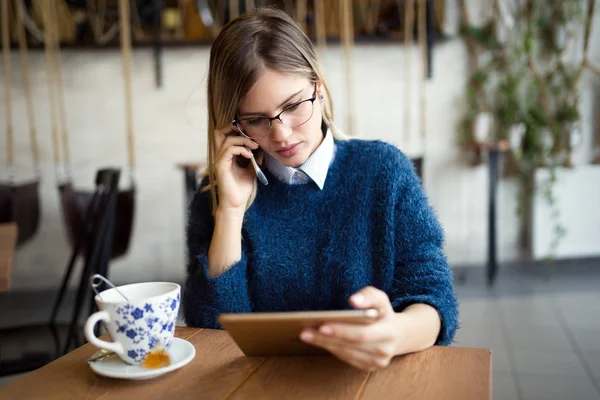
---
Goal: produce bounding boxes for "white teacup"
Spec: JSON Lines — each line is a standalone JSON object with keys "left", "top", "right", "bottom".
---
{"left": 84, "top": 282, "right": 181, "bottom": 365}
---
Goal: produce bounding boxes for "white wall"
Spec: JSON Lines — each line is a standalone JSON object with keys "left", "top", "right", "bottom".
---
{"left": 533, "top": 165, "right": 600, "bottom": 259}
{"left": 1, "top": 6, "right": 599, "bottom": 290}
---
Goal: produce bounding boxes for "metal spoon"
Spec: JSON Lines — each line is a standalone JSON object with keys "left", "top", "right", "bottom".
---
{"left": 86, "top": 349, "right": 117, "bottom": 363}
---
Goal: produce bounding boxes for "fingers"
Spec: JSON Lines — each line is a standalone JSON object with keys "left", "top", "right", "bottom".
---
{"left": 314, "top": 328, "right": 395, "bottom": 357}
{"left": 213, "top": 124, "right": 236, "bottom": 150}
{"left": 325, "top": 344, "right": 383, "bottom": 371}
{"left": 349, "top": 286, "right": 393, "bottom": 316}
{"left": 300, "top": 329, "right": 392, "bottom": 371}
{"left": 298, "top": 287, "right": 400, "bottom": 372}
{"left": 213, "top": 126, "right": 227, "bottom": 151}
{"left": 214, "top": 125, "right": 258, "bottom": 153}
{"left": 317, "top": 322, "right": 395, "bottom": 345}
{"left": 214, "top": 134, "right": 259, "bottom": 168}
{"left": 222, "top": 145, "right": 254, "bottom": 162}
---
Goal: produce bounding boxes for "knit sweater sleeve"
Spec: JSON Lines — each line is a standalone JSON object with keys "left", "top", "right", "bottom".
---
{"left": 387, "top": 151, "right": 459, "bottom": 345}
{"left": 182, "top": 182, "right": 252, "bottom": 329}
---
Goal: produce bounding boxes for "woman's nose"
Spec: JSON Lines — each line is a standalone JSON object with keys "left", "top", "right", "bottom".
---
{"left": 270, "top": 119, "right": 293, "bottom": 142}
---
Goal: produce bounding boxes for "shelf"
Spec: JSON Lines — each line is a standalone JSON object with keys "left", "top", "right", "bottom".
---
{"left": 7, "top": 31, "right": 451, "bottom": 51}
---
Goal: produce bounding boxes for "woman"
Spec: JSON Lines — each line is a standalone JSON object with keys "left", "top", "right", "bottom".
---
{"left": 184, "top": 8, "right": 458, "bottom": 372}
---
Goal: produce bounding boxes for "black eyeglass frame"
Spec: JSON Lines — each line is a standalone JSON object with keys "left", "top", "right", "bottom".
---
{"left": 232, "top": 82, "right": 318, "bottom": 139}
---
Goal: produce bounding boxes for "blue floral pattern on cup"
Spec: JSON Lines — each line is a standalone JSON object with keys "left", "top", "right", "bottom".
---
{"left": 110, "top": 293, "right": 180, "bottom": 363}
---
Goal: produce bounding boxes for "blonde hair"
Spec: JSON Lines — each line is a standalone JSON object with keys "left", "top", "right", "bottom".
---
{"left": 204, "top": 7, "right": 345, "bottom": 213}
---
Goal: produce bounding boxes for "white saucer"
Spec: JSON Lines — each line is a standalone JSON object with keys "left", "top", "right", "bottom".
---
{"left": 89, "top": 337, "right": 196, "bottom": 380}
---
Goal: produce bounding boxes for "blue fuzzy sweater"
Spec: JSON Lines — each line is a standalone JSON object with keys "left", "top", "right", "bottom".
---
{"left": 183, "top": 139, "right": 458, "bottom": 345}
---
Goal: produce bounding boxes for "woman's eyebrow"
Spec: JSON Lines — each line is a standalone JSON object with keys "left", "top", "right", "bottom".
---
{"left": 238, "top": 88, "right": 304, "bottom": 117}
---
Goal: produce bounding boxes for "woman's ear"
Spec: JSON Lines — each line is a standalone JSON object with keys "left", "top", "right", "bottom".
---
{"left": 317, "top": 81, "right": 325, "bottom": 100}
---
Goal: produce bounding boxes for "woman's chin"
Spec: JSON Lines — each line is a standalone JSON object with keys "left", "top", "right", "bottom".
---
{"left": 280, "top": 159, "right": 304, "bottom": 168}
{"left": 279, "top": 155, "right": 307, "bottom": 168}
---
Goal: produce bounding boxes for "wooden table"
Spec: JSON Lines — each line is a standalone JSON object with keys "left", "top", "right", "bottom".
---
{"left": 0, "top": 223, "right": 17, "bottom": 292}
{"left": 0, "top": 327, "right": 491, "bottom": 399}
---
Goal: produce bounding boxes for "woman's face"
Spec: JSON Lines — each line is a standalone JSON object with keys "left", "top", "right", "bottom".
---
{"left": 237, "top": 68, "right": 324, "bottom": 168}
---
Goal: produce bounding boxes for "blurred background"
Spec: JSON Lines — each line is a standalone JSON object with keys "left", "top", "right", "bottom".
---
{"left": 0, "top": 1, "right": 599, "bottom": 399}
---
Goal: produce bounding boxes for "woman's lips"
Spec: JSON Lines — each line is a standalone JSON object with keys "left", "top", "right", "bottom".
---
{"left": 277, "top": 143, "right": 301, "bottom": 157}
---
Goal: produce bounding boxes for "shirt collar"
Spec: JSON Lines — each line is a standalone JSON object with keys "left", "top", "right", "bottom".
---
{"left": 265, "top": 129, "right": 335, "bottom": 190}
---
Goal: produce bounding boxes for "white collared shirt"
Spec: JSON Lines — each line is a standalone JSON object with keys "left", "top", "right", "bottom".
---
{"left": 265, "top": 130, "right": 336, "bottom": 190}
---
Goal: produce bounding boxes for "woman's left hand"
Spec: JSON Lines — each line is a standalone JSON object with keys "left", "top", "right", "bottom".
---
{"left": 299, "top": 286, "right": 404, "bottom": 371}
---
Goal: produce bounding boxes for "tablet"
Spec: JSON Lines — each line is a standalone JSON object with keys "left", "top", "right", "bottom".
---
{"left": 218, "top": 309, "right": 379, "bottom": 357}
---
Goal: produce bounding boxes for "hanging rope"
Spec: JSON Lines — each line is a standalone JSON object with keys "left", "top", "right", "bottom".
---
{"left": 214, "top": 0, "right": 227, "bottom": 28}
{"left": 88, "top": 0, "right": 106, "bottom": 40}
{"left": 314, "top": 0, "right": 327, "bottom": 63}
{"left": 119, "top": 0, "right": 136, "bottom": 184}
{"left": 359, "top": 0, "right": 380, "bottom": 35}
{"left": 16, "top": 0, "right": 41, "bottom": 177}
{"left": 48, "top": 1, "right": 72, "bottom": 177}
{"left": 340, "top": 0, "right": 355, "bottom": 135}
{"left": 245, "top": 0, "right": 255, "bottom": 13}
{"left": 402, "top": 0, "right": 414, "bottom": 145}
{"left": 2, "top": 0, "right": 14, "bottom": 180}
{"left": 296, "top": 0, "right": 307, "bottom": 31}
{"left": 418, "top": 0, "right": 427, "bottom": 144}
{"left": 41, "top": 0, "right": 63, "bottom": 181}
{"left": 577, "top": 0, "right": 600, "bottom": 80}
{"left": 229, "top": 0, "right": 239, "bottom": 19}
{"left": 283, "top": 0, "right": 294, "bottom": 17}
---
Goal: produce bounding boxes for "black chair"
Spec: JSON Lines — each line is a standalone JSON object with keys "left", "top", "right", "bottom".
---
{"left": 0, "top": 168, "right": 121, "bottom": 376}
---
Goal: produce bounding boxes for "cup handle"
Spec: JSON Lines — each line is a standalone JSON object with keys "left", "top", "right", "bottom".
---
{"left": 84, "top": 310, "right": 125, "bottom": 355}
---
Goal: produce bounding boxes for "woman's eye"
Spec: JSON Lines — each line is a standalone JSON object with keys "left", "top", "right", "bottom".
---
{"left": 247, "top": 118, "right": 265, "bottom": 126}
{"left": 285, "top": 103, "right": 301, "bottom": 112}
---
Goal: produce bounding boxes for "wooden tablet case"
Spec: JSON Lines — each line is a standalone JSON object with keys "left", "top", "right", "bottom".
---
{"left": 218, "top": 309, "right": 378, "bottom": 357}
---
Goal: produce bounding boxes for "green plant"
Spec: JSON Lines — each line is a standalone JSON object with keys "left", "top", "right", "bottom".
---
{"left": 457, "top": 0, "right": 599, "bottom": 258}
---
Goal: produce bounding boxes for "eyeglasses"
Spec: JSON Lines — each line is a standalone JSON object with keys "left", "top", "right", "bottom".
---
{"left": 233, "top": 83, "right": 317, "bottom": 139}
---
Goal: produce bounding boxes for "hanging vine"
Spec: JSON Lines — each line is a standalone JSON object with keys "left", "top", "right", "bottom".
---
{"left": 457, "top": 0, "right": 600, "bottom": 257}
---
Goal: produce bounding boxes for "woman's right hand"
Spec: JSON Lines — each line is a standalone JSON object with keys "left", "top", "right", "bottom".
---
{"left": 213, "top": 125, "right": 260, "bottom": 215}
